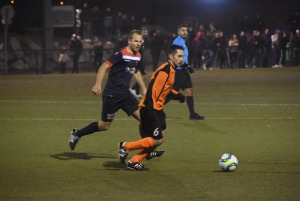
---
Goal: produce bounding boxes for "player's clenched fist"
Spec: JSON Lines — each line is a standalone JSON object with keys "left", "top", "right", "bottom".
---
{"left": 92, "top": 86, "right": 101, "bottom": 95}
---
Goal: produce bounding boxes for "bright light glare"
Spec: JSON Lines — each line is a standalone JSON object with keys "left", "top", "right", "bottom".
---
{"left": 60, "top": 2, "right": 64, "bottom": 5}
{"left": 11, "top": 0, "right": 14, "bottom": 4}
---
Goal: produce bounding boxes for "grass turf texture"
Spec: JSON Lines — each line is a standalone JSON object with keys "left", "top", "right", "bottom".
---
{"left": 0, "top": 68, "right": 300, "bottom": 201}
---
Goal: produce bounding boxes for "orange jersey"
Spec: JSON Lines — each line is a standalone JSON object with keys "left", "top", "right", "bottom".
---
{"left": 138, "top": 62, "right": 180, "bottom": 110}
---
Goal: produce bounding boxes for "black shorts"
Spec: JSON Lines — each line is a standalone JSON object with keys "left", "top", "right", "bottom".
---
{"left": 173, "top": 69, "right": 193, "bottom": 91}
{"left": 140, "top": 107, "right": 166, "bottom": 140}
{"left": 101, "top": 92, "right": 139, "bottom": 122}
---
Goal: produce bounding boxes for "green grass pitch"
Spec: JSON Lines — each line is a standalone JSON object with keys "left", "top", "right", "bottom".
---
{"left": 0, "top": 67, "right": 299, "bottom": 201}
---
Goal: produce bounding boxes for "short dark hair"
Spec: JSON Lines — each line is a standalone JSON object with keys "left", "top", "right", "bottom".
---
{"left": 168, "top": 44, "right": 184, "bottom": 55}
{"left": 128, "top": 30, "right": 142, "bottom": 40}
{"left": 177, "top": 24, "right": 187, "bottom": 31}
{"left": 140, "top": 27, "right": 148, "bottom": 32}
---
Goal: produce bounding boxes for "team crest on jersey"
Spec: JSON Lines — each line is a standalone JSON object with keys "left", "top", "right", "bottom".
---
{"left": 125, "top": 67, "right": 136, "bottom": 74}
{"left": 107, "top": 113, "right": 115, "bottom": 120}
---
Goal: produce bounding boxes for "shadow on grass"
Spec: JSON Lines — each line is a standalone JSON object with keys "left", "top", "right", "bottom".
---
{"left": 50, "top": 152, "right": 115, "bottom": 160}
{"left": 102, "top": 161, "right": 126, "bottom": 170}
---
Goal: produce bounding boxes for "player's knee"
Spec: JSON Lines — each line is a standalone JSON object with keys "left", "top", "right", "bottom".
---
{"left": 98, "top": 121, "right": 111, "bottom": 131}
{"left": 185, "top": 88, "right": 193, "bottom": 96}
{"left": 153, "top": 137, "right": 164, "bottom": 146}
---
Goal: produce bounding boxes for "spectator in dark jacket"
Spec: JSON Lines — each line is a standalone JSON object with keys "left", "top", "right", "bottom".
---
{"left": 288, "top": 10, "right": 300, "bottom": 37}
{"left": 238, "top": 31, "right": 247, "bottom": 68}
{"left": 192, "top": 32, "right": 204, "bottom": 69}
{"left": 291, "top": 29, "right": 300, "bottom": 66}
{"left": 202, "top": 30, "right": 213, "bottom": 70}
{"left": 128, "top": 15, "right": 138, "bottom": 30}
{"left": 91, "top": 6, "right": 101, "bottom": 38}
{"left": 279, "top": 30, "right": 289, "bottom": 67}
{"left": 80, "top": 3, "right": 92, "bottom": 42}
{"left": 260, "top": 28, "right": 272, "bottom": 67}
{"left": 246, "top": 30, "right": 258, "bottom": 68}
{"left": 103, "top": 7, "right": 113, "bottom": 38}
{"left": 150, "top": 30, "right": 164, "bottom": 71}
{"left": 70, "top": 34, "right": 83, "bottom": 73}
{"left": 93, "top": 36, "right": 103, "bottom": 72}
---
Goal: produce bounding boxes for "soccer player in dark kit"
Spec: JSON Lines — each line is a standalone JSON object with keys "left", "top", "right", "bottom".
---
{"left": 118, "top": 45, "right": 186, "bottom": 170}
{"left": 69, "top": 30, "right": 163, "bottom": 159}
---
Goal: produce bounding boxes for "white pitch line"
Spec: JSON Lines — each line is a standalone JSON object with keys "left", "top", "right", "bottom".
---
{"left": 0, "top": 117, "right": 299, "bottom": 121}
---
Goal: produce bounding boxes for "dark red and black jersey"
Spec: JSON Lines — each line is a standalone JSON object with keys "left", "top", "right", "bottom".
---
{"left": 103, "top": 47, "right": 141, "bottom": 96}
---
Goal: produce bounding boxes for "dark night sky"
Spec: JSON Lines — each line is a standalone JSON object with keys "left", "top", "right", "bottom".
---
{"left": 1, "top": 0, "right": 299, "bottom": 37}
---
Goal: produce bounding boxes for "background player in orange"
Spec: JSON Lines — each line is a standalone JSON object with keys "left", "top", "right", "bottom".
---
{"left": 118, "top": 44, "right": 186, "bottom": 170}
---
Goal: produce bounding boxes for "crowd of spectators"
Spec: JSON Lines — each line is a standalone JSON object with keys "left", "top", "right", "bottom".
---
{"left": 73, "top": 3, "right": 300, "bottom": 71}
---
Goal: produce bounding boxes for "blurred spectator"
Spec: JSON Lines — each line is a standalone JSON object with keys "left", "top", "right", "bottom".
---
{"left": 202, "top": 30, "right": 214, "bottom": 70}
{"left": 246, "top": 30, "right": 258, "bottom": 68}
{"left": 163, "top": 32, "right": 177, "bottom": 60}
{"left": 271, "top": 30, "right": 281, "bottom": 68}
{"left": 115, "top": 12, "right": 123, "bottom": 38}
{"left": 260, "top": 28, "right": 271, "bottom": 67}
{"left": 81, "top": 3, "right": 92, "bottom": 42}
{"left": 208, "top": 22, "right": 217, "bottom": 37}
{"left": 238, "top": 31, "right": 247, "bottom": 68}
{"left": 140, "top": 17, "right": 148, "bottom": 29}
{"left": 75, "top": 8, "right": 81, "bottom": 35}
{"left": 57, "top": 46, "right": 70, "bottom": 74}
{"left": 279, "top": 30, "right": 288, "bottom": 67}
{"left": 253, "top": 30, "right": 261, "bottom": 67}
{"left": 240, "top": 15, "right": 252, "bottom": 39}
{"left": 196, "top": 24, "right": 206, "bottom": 39}
{"left": 291, "top": 29, "right": 300, "bottom": 66}
{"left": 228, "top": 34, "right": 239, "bottom": 68}
{"left": 120, "top": 14, "right": 129, "bottom": 36}
{"left": 288, "top": 10, "right": 300, "bottom": 38}
{"left": 192, "top": 32, "right": 204, "bottom": 70}
{"left": 219, "top": 31, "right": 227, "bottom": 69}
{"left": 150, "top": 30, "right": 164, "bottom": 71}
{"left": 113, "top": 35, "right": 127, "bottom": 52}
{"left": 103, "top": 7, "right": 113, "bottom": 39}
{"left": 211, "top": 32, "right": 225, "bottom": 68}
{"left": 253, "top": 15, "right": 264, "bottom": 33}
{"left": 69, "top": 34, "right": 83, "bottom": 73}
{"left": 91, "top": 6, "right": 101, "bottom": 38}
{"left": 93, "top": 36, "right": 103, "bottom": 72}
{"left": 128, "top": 15, "right": 138, "bottom": 30}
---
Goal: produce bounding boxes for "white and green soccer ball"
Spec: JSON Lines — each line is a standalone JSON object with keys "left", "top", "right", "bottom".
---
{"left": 219, "top": 153, "right": 238, "bottom": 172}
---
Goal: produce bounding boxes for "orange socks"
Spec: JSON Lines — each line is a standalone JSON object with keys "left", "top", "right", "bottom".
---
{"left": 124, "top": 137, "right": 154, "bottom": 151}
{"left": 130, "top": 149, "right": 149, "bottom": 163}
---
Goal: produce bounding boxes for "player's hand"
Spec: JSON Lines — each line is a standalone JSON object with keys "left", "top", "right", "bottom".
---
{"left": 183, "top": 63, "right": 194, "bottom": 74}
{"left": 92, "top": 86, "right": 101, "bottom": 95}
{"left": 187, "top": 66, "right": 194, "bottom": 74}
{"left": 147, "top": 110, "right": 157, "bottom": 122}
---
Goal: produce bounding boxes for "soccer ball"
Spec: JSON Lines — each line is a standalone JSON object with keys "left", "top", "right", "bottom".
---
{"left": 219, "top": 153, "right": 238, "bottom": 172}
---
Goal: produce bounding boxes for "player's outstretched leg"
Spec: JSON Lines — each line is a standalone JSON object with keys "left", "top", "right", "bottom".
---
{"left": 146, "top": 150, "right": 165, "bottom": 160}
{"left": 118, "top": 142, "right": 128, "bottom": 165}
{"left": 69, "top": 128, "right": 81, "bottom": 150}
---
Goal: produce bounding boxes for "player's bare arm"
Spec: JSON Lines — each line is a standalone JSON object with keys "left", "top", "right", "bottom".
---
{"left": 133, "top": 71, "right": 147, "bottom": 95}
{"left": 92, "top": 62, "right": 110, "bottom": 95}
